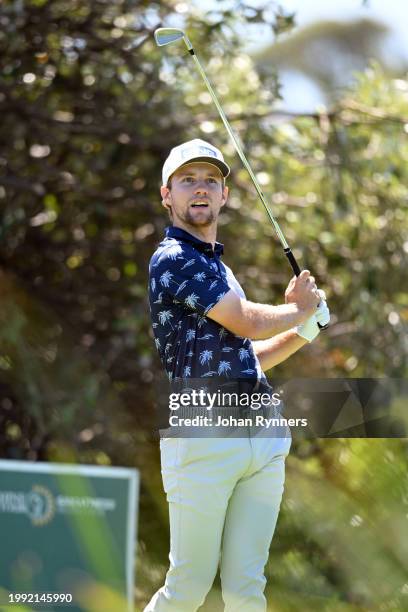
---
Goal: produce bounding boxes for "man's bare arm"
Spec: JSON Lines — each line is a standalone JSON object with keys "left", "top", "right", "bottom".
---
{"left": 207, "top": 270, "right": 320, "bottom": 340}
{"left": 252, "top": 330, "right": 308, "bottom": 371}
{"left": 207, "top": 290, "right": 312, "bottom": 339}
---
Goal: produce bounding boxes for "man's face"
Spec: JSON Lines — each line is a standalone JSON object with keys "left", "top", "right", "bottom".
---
{"left": 160, "top": 162, "right": 228, "bottom": 229}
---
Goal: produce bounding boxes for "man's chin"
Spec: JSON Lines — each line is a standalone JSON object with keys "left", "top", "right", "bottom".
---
{"left": 185, "top": 212, "right": 215, "bottom": 227}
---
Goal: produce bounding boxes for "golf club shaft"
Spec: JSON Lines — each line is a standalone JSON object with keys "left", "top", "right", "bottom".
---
{"left": 188, "top": 45, "right": 330, "bottom": 329}
{"left": 187, "top": 48, "right": 301, "bottom": 276}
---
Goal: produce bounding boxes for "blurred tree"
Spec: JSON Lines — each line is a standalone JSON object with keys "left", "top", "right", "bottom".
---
{"left": 255, "top": 18, "right": 408, "bottom": 102}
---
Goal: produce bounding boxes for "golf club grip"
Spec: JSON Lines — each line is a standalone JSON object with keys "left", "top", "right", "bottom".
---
{"left": 284, "top": 248, "right": 301, "bottom": 276}
{"left": 284, "top": 248, "right": 328, "bottom": 330}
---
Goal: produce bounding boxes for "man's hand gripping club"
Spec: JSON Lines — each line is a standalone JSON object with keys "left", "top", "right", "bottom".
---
{"left": 284, "top": 270, "right": 331, "bottom": 343}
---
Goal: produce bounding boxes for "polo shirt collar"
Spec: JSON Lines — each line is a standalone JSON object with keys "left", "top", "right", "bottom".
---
{"left": 165, "top": 226, "right": 224, "bottom": 257}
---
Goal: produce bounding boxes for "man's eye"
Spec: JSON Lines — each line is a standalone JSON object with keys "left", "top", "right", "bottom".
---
{"left": 182, "top": 177, "right": 194, "bottom": 183}
{"left": 208, "top": 178, "right": 217, "bottom": 184}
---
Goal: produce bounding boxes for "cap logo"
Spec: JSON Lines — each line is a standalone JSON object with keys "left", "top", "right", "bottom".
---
{"left": 181, "top": 145, "right": 217, "bottom": 160}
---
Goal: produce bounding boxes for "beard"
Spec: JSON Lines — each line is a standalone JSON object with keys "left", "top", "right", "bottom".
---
{"left": 180, "top": 207, "right": 216, "bottom": 227}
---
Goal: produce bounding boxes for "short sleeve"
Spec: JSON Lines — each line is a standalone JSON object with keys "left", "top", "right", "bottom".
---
{"left": 150, "top": 245, "right": 231, "bottom": 316}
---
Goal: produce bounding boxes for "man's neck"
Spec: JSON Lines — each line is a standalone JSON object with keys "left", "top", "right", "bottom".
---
{"left": 172, "top": 221, "right": 217, "bottom": 248}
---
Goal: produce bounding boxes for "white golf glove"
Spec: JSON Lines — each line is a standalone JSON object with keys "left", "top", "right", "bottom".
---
{"left": 315, "top": 293, "right": 330, "bottom": 327}
{"left": 295, "top": 292, "right": 330, "bottom": 343}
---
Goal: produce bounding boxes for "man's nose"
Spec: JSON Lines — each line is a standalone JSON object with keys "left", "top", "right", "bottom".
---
{"left": 194, "top": 180, "right": 208, "bottom": 194}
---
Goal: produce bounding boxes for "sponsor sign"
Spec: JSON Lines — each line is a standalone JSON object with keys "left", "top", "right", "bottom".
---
{"left": 0, "top": 460, "right": 139, "bottom": 611}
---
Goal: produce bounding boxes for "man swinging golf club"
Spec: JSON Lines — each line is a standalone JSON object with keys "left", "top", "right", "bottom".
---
{"left": 145, "top": 138, "right": 330, "bottom": 611}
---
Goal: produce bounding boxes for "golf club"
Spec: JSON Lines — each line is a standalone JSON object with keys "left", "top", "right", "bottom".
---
{"left": 155, "top": 27, "right": 328, "bottom": 328}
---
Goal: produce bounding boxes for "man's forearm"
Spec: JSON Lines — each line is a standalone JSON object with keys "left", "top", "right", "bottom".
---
{"left": 252, "top": 329, "right": 308, "bottom": 371}
{"left": 242, "top": 300, "right": 311, "bottom": 339}
{"left": 207, "top": 290, "right": 316, "bottom": 340}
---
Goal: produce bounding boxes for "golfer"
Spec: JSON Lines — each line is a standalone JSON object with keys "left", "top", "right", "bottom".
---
{"left": 145, "top": 139, "right": 330, "bottom": 611}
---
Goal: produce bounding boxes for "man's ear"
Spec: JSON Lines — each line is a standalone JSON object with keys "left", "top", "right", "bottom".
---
{"left": 160, "top": 185, "right": 172, "bottom": 210}
{"left": 221, "top": 185, "right": 229, "bottom": 207}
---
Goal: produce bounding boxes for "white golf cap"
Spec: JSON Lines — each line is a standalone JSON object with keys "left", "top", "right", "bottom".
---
{"left": 162, "top": 138, "right": 230, "bottom": 186}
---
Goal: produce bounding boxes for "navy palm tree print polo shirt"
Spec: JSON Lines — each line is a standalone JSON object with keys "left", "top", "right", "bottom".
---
{"left": 149, "top": 226, "right": 264, "bottom": 382}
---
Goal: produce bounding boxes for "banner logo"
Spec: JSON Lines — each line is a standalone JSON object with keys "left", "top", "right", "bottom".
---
{"left": 26, "top": 485, "right": 55, "bottom": 526}
{"left": 0, "top": 485, "right": 116, "bottom": 526}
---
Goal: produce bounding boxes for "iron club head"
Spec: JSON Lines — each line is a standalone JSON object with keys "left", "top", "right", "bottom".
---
{"left": 154, "top": 28, "right": 192, "bottom": 51}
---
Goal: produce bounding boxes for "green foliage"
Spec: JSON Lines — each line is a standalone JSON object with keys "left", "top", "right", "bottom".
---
{"left": 0, "top": 1, "right": 407, "bottom": 610}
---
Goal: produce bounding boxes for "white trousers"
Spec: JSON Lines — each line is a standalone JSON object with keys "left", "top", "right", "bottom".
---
{"left": 144, "top": 434, "right": 291, "bottom": 612}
